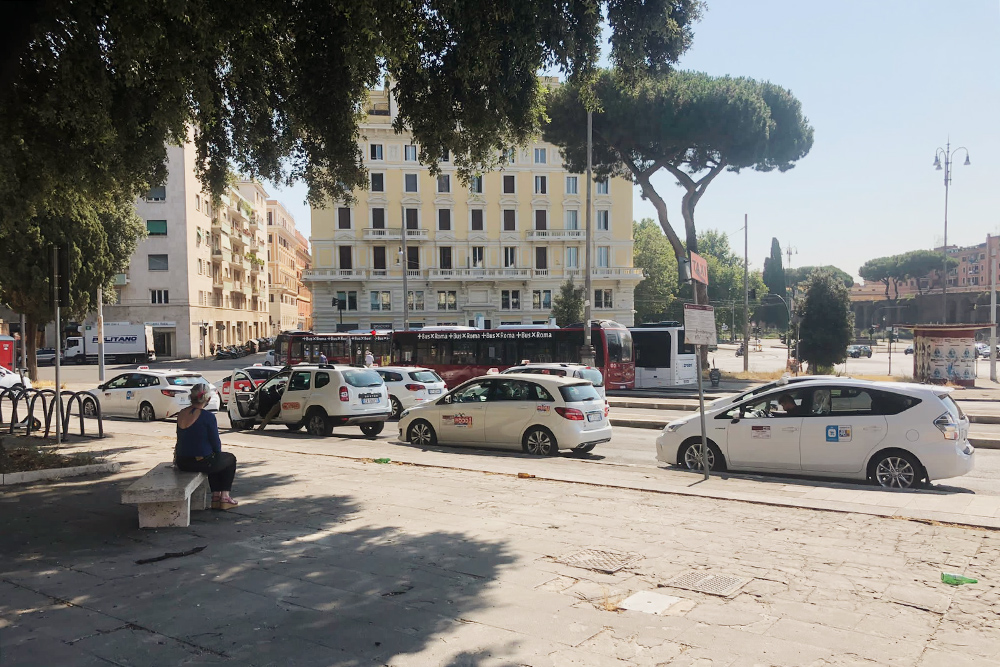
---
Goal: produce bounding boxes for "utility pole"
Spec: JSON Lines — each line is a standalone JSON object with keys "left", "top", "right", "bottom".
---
{"left": 580, "top": 109, "right": 595, "bottom": 365}
{"left": 743, "top": 214, "right": 749, "bottom": 372}
{"left": 97, "top": 286, "right": 106, "bottom": 382}
{"left": 52, "top": 246, "right": 62, "bottom": 445}
{"left": 991, "top": 240, "right": 997, "bottom": 382}
{"left": 400, "top": 204, "right": 409, "bottom": 331}
{"left": 18, "top": 313, "right": 26, "bottom": 381}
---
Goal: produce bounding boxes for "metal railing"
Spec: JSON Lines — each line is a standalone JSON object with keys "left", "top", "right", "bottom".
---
{"left": 0, "top": 387, "right": 104, "bottom": 439}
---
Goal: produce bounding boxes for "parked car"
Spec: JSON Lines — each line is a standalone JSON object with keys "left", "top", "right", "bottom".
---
{"left": 500, "top": 363, "right": 608, "bottom": 411}
{"left": 214, "top": 365, "right": 281, "bottom": 408}
{"left": 263, "top": 349, "right": 275, "bottom": 366}
{"left": 847, "top": 345, "right": 872, "bottom": 359}
{"left": 375, "top": 366, "right": 447, "bottom": 419}
{"left": 227, "top": 364, "right": 390, "bottom": 437}
{"left": 707, "top": 375, "right": 832, "bottom": 410}
{"left": 976, "top": 343, "right": 991, "bottom": 359}
{"left": 83, "top": 368, "right": 219, "bottom": 421}
{"left": 904, "top": 345, "right": 914, "bottom": 355}
{"left": 0, "top": 366, "right": 31, "bottom": 391}
{"left": 35, "top": 348, "right": 56, "bottom": 365}
{"left": 397, "top": 373, "right": 612, "bottom": 456}
{"left": 656, "top": 378, "right": 973, "bottom": 489}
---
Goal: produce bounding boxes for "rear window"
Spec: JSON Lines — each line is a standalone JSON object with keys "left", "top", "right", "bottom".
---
{"left": 166, "top": 375, "right": 205, "bottom": 386}
{"left": 559, "top": 383, "right": 601, "bottom": 403}
{"left": 939, "top": 394, "right": 965, "bottom": 421}
{"left": 247, "top": 368, "right": 277, "bottom": 380}
{"left": 577, "top": 369, "right": 604, "bottom": 387}
{"left": 342, "top": 369, "right": 383, "bottom": 388}
{"left": 409, "top": 370, "right": 442, "bottom": 383}
{"left": 378, "top": 370, "right": 404, "bottom": 382}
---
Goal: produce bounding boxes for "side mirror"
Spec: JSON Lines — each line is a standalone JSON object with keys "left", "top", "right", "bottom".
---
{"left": 731, "top": 417, "right": 740, "bottom": 424}
{"left": 443, "top": 395, "right": 452, "bottom": 404}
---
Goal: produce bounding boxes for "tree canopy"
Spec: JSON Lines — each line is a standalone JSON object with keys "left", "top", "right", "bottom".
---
{"left": 785, "top": 265, "right": 854, "bottom": 290}
{"left": 551, "top": 280, "right": 585, "bottom": 327}
{"left": 798, "top": 270, "right": 853, "bottom": 371}
{"left": 760, "top": 237, "right": 787, "bottom": 328}
{"left": 859, "top": 250, "right": 957, "bottom": 300}
{"left": 632, "top": 219, "right": 679, "bottom": 323}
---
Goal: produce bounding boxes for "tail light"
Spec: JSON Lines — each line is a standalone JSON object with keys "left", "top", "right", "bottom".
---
{"left": 161, "top": 389, "right": 184, "bottom": 397}
{"left": 555, "top": 407, "right": 585, "bottom": 421}
{"left": 405, "top": 383, "right": 425, "bottom": 392}
{"left": 339, "top": 386, "right": 349, "bottom": 402}
{"left": 604, "top": 404, "right": 610, "bottom": 417}
{"left": 934, "top": 413, "right": 959, "bottom": 440}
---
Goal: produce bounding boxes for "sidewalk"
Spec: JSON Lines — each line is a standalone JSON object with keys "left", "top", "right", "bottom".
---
{"left": 3, "top": 438, "right": 1000, "bottom": 666}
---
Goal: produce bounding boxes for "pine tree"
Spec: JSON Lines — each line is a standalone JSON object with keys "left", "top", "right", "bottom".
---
{"left": 761, "top": 237, "right": 787, "bottom": 329}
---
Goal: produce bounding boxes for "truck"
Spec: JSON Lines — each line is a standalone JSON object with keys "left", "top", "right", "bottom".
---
{"left": 63, "top": 324, "right": 156, "bottom": 364}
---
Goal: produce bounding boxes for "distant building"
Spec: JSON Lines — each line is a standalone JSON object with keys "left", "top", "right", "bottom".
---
{"left": 294, "top": 229, "right": 313, "bottom": 330}
{"left": 266, "top": 200, "right": 303, "bottom": 334}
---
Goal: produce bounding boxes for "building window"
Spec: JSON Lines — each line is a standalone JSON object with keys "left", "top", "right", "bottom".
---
{"left": 439, "top": 246, "right": 453, "bottom": 270}
{"left": 197, "top": 258, "right": 204, "bottom": 275}
{"left": 408, "top": 290, "right": 425, "bottom": 311}
{"left": 596, "top": 178, "right": 609, "bottom": 195}
{"left": 404, "top": 208, "right": 419, "bottom": 229}
{"left": 195, "top": 195, "right": 201, "bottom": 211}
{"left": 150, "top": 289, "right": 169, "bottom": 304}
{"left": 534, "top": 175, "right": 547, "bottom": 194}
{"left": 503, "top": 209, "right": 516, "bottom": 231}
{"left": 406, "top": 246, "right": 420, "bottom": 269}
{"left": 148, "top": 254, "right": 169, "bottom": 271}
{"left": 370, "top": 291, "right": 391, "bottom": 311}
{"left": 371, "top": 173, "right": 384, "bottom": 192}
{"left": 534, "top": 209, "right": 547, "bottom": 230}
{"left": 437, "top": 174, "right": 450, "bottom": 193}
{"left": 371, "top": 208, "right": 386, "bottom": 229}
{"left": 504, "top": 247, "right": 516, "bottom": 268}
{"left": 470, "top": 176, "right": 483, "bottom": 194}
{"left": 597, "top": 246, "right": 610, "bottom": 268}
{"left": 471, "top": 246, "right": 484, "bottom": 268}
{"left": 437, "top": 290, "right": 457, "bottom": 311}
{"left": 336, "top": 291, "right": 359, "bottom": 311}
{"left": 535, "top": 247, "right": 548, "bottom": 270}
{"left": 370, "top": 144, "right": 383, "bottom": 160}
{"left": 339, "top": 246, "right": 352, "bottom": 270}
{"left": 338, "top": 207, "right": 352, "bottom": 229}
{"left": 566, "top": 247, "right": 579, "bottom": 268}
{"left": 532, "top": 290, "right": 552, "bottom": 309}
{"left": 597, "top": 209, "right": 610, "bottom": 231}
{"left": 566, "top": 210, "right": 579, "bottom": 230}
{"left": 501, "top": 290, "right": 521, "bottom": 310}
{"left": 146, "top": 219, "right": 167, "bottom": 236}
{"left": 594, "top": 289, "right": 613, "bottom": 309}
{"left": 373, "top": 246, "right": 387, "bottom": 270}
{"left": 440, "top": 149, "right": 450, "bottom": 162}
{"left": 145, "top": 185, "right": 166, "bottom": 201}
{"left": 404, "top": 173, "right": 418, "bottom": 193}
{"left": 566, "top": 176, "right": 578, "bottom": 195}
{"left": 404, "top": 145, "right": 417, "bottom": 161}
{"left": 534, "top": 148, "right": 547, "bottom": 164}
{"left": 503, "top": 174, "right": 516, "bottom": 194}
{"left": 438, "top": 209, "right": 451, "bottom": 231}
{"left": 505, "top": 148, "right": 517, "bottom": 164}
{"left": 471, "top": 209, "right": 484, "bottom": 231}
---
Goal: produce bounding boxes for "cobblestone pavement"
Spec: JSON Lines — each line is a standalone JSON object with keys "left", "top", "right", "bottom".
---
{"left": 2, "top": 440, "right": 1000, "bottom": 666}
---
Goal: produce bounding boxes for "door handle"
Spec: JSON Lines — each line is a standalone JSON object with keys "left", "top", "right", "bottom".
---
{"left": 781, "top": 427, "right": 797, "bottom": 432}
{"left": 863, "top": 426, "right": 882, "bottom": 431}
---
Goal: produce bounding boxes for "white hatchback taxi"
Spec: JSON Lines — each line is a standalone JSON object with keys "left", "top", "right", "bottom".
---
{"left": 397, "top": 373, "right": 612, "bottom": 455}
{"left": 657, "top": 378, "right": 974, "bottom": 489}
{"left": 375, "top": 366, "right": 447, "bottom": 419}
{"left": 84, "top": 368, "right": 220, "bottom": 421}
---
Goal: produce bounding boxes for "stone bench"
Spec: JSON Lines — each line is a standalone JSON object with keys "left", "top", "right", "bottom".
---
{"left": 122, "top": 462, "right": 210, "bottom": 528}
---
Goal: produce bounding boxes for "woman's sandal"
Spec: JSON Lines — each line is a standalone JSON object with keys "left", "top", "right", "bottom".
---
{"left": 218, "top": 497, "right": 239, "bottom": 510}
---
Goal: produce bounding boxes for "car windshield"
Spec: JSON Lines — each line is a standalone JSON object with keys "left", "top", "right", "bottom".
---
{"left": 247, "top": 368, "right": 278, "bottom": 380}
{"left": 409, "top": 370, "right": 442, "bottom": 383}
{"left": 166, "top": 375, "right": 205, "bottom": 386}
{"left": 939, "top": 394, "right": 966, "bottom": 421}
{"left": 559, "top": 383, "right": 601, "bottom": 403}
{"left": 578, "top": 368, "right": 604, "bottom": 387}
{"left": 342, "top": 369, "right": 383, "bottom": 387}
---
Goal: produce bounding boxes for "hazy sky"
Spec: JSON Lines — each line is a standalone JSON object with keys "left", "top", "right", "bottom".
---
{"left": 268, "top": 1, "right": 1000, "bottom": 282}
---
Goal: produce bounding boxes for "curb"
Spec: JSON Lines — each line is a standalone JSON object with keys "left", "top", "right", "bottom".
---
{"left": 1, "top": 461, "right": 122, "bottom": 485}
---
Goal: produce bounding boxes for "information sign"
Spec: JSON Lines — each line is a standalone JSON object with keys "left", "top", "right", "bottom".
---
{"left": 683, "top": 304, "right": 718, "bottom": 346}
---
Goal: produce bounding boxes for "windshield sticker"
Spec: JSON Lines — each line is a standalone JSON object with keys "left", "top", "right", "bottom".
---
{"left": 826, "top": 426, "right": 852, "bottom": 442}
{"left": 536, "top": 404, "right": 550, "bottom": 412}
{"left": 443, "top": 414, "right": 472, "bottom": 427}
{"left": 751, "top": 425, "right": 770, "bottom": 439}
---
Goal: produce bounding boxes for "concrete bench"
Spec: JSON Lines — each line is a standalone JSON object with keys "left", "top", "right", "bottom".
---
{"left": 122, "top": 462, "right": 210, "bottom": 528}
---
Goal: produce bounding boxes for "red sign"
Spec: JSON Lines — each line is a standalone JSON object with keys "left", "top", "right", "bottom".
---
{"left": 690, "top": 251, "right": 709, "bottom": 285}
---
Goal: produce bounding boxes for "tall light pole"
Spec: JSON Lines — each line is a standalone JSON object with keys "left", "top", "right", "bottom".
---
{"left": 400, "top": 204, "right": 409, "bottom": 331}
{"left": 581, "top": 109, "right": 595, "bottom": 365}
{"left": 742, "top": 214, "right": 749, "bottom": 372}
{"left": 933, "top": 140, "right": 971, "bottom": 323}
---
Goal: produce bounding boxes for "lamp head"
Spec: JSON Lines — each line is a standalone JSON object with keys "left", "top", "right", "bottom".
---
{"left": 934, "top": 155, "right": 942, "bottom": 170}
{"left": 964, "top": 155, "right": 971, "bottom": 166}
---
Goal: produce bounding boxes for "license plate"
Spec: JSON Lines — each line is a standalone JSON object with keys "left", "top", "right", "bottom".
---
{"left": 361, "top": 397, "right": 380, "bottom": 404}
{"left": 586, "top": 412, "right": 602, "bottom": 422}
{"left": 428, "top": 388, "right": 442, "bottom": 394}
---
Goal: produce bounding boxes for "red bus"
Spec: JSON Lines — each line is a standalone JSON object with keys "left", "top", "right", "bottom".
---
{"left": 390, "top": 321, "right": 634, "bottom": 389}
{"left": 272, "top": 331, "right": 393, "bottom": 366}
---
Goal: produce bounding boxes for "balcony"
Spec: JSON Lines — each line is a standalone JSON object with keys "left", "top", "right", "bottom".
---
{"left": 362, "top": 227, "right": 430, "bottom": 241}
{"left": 303, "top": 269, "right": 368, "bottom": 281}
{"left": 526, "top": 229, "right": 586, "bottom": 241}
{"left": 426, "top": 268, "right": 531, "bottom": 280}
{"left": 368, "top": 101, "right": 390, "bottom": 116}
{"left": 564, "top": 267, "right": 645, "bottom": 280}
{"left": 533, "top": 269, "right": 549, "bottom": 278}
{"left": 212, "top": 275, "right": 224, "bottom": 289}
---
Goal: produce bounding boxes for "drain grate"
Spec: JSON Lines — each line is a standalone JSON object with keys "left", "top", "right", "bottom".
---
{"left": 660, "top": 571, "right": 751, "bottom": 598}
{"left": 555, "top": 548, "right": 642, "bottom": 574}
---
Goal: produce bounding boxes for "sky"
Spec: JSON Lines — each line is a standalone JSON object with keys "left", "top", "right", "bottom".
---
{"left": 267, "top": 0, "right": 1000, "bottom": 282}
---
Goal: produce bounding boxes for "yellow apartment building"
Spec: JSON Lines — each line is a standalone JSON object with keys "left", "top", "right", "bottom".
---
{"left": 295, "top": 229, "right": 313, "bottom": 330}
{"left": 308, "top": 84, "right": 642, "bottom": 331}
{"left": 266, "top": 199, "right": 302, "bottom": 334}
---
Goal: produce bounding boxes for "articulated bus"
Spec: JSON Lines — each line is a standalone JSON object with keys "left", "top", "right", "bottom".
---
{"left": 272, "top": 331, "right": 393, "bottom": 367}
{"left": 629, "top": 322, "right": 698, "bottom": 388}
{"left": 391, "top": 320, "right": 635, "bottom": 389}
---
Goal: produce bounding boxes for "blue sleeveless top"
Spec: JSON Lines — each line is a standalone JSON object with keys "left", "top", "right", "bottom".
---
{"left": 175, "top": 410, "right": 222, "bottom": 458}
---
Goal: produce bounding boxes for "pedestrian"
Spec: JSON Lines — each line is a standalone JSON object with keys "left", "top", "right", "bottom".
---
{"left": 319, "top": 351, "right": 328, "bottom": 365}
{"left": 174, "top": 384, "right": 239, "bottom": 510}
{"left": 364, "top": 349, "right": 375, "bottom": 367}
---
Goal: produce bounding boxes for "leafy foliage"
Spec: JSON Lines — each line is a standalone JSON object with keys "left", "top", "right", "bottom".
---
{"left": 798, "top": 271, "right": 853, "bottom": 370}
{"left": 859, "top": 250, "right": 957, "bottom": 299}
{"left": 551, "top": 280, "right": 585, "bottom": 327}
{"left": 786, "top": 265, "right": 854, "bottom": 289}
{"left": 632, "top": 219, "right": 679, "bottom": 323}
{"left": 760, "top": 238, "right": 787, "bottom": 328}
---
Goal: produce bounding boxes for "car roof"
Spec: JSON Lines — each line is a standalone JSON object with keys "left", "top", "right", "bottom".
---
{"left": 727, "top": 377, "right": 948, "bottom": 403}
{"left": 502, "top": 363, "right": 597, "bottom": 371}
{"left": 479, "top": 372, "right": 590, "bottom": 386}
{"left": 376, "top": 366, "right": 435, "bottom": 373}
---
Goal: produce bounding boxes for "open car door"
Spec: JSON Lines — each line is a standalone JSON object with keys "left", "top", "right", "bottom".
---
{"left": 228, "top": 368, "right": 259, "bottom": 429}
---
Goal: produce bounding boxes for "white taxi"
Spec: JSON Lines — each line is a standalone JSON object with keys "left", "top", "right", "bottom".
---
{"left": 0, "top": 366, "right": 31, "bottom": 391}
{"left": 83, "top": 368, "right": 220, "bottom": 421}
{"left": 214, "top": 365, "right": 280, "bottom": 408}
{"left": 375, "top": 366, "right": 447, "bottom": 418}
{"left": 397, "top": 373, "right": 612, "bottom": 455}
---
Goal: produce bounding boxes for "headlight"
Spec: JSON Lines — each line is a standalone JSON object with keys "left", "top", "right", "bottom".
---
{"left": 400, "top": 409, "right": 410, "bottom": 419}
{"left": 664, "top": 421, "right": 684, "bottom": 433}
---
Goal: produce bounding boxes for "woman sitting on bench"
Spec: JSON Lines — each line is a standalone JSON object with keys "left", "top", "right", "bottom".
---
{"left": 175, "top": 384, "right": 239, "bottom": 510}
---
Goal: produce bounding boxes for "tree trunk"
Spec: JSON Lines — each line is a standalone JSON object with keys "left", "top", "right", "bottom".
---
{"left": 634, "top": 173, "right": 686, "bottom": 286}
{"left": 24, "top": 313, "right": 38, "bottom": 381}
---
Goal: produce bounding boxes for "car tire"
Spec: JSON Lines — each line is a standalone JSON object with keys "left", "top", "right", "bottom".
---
{"left": 389, "top": 396, "right": 403, "bottom": 420}
{"left": 868, "top": 449, "right": 926, "bottom": 489}
{"left": 677, "top": 438, "right": 726, "bottom": 472}
{"left": 523, "top": 427, "right": 558, "bottom": 456}
{"left": 574, "top": 443, "right": 597, "bottom": 455}
{"left": 82, "top": 397, "right": 98, "bottom": 418}
{"left": 407, "top": 420, "right": 437, "bottom": 447}
{"left": 360, "top": 422, "right": 384, "bottom": 437}
{"left": 306, "top": 409, "right": 333, "bottom": 437}
{"left": 138, "top": 402, "right": 155, "bottom": 422}
{"left": 286, "top": 423, "right": 304, "bottom": 432}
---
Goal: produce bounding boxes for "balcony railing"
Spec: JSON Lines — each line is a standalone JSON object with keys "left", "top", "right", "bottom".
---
{"left": 564, "top": 267, "right": 644, "bottom": 279}
{"left": 303, "top": 269, "right": 367, "bottom": 281}
{"left": 526, "top": 229, "right": 586, "bottom": 241}
{"left": 533, "top": 269, "right": 549, "bottom": 278}
{"left": 363, "top": 228, "right": 401, "bottom": 240}
{"left": 369, "top": 102, "right": 390, "bottom": 116}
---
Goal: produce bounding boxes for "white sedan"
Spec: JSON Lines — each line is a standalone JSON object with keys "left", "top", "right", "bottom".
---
{"left": 397, "top": 373, "right": 611, "bottom": 455}
{"left": 0, "top": 366, "right": 31, "bottom": 391}
{"left": 657, "top": 378, "right": 974, "bottom": 489}
{"left": 375, "top": 366, "right": 447, "bottom": 418}
{"left": 83, "top": 369, "right": 219, "bottom": 421}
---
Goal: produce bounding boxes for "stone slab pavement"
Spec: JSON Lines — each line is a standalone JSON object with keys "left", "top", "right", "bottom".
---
{"left": 3, "top": 435, "right": 1000, "bottom": 666}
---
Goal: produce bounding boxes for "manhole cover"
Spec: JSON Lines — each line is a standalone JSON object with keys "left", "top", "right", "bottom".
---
{"left": 661, "top": 571, "right": 751, "bottom": 597}
{"left": 555, "top": 549, "right": 642, "bottom": 574}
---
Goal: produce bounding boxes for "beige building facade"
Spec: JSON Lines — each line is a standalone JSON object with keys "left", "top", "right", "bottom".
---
{"left": 266, "top": 200, "right": 302, "bottom": 334}
{"left": 295, "top": 229, "right": 313, "bottom": 330}
{"left": 308, "top": 86, "right": 641, "bottom": 332}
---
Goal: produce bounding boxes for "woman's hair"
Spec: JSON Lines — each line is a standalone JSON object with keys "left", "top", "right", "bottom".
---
{"left": 189, "top": 383, "right": 212, "bottom": 406}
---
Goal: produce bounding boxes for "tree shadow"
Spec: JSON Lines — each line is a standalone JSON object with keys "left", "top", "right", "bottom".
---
{"left": 0, "top": 461, "right": 519, "bottom": 666}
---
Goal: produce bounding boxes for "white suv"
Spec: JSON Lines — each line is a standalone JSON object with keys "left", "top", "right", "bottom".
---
{"left": 500, "top": 363, "right": 606, "bottom": 404}
{"left": 227, "top": 365, "right": 390, "bottom": 437}
{"left": 375, "top": 366, "right": 447, "bottom": 419}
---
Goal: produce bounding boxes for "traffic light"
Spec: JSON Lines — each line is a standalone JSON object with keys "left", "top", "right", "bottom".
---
{"left": 869, "top": 325, "right": 876, "bottom": 336}
{"left": 332, "top": 297, "right": 345, "bottom": 311}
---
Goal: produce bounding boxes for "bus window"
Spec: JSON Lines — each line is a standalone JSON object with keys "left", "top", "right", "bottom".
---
{"left": 522, "top": 339, "right": 554, "bottom": 363}
{"left": 676, "top": 329, "right": 696, "bottom": 355}
{"left": 291, "top": 340, "right": 303, "bottom": 360}
{"left": 620, "top": 331, "right": 633, "bottom": 362}
{"left": 276, "top": 337, "right": 288, "bottom": 358}
{"left": 606, "top": 331, "right": 624, "bottom": 363}
{"left": 417, "top": 339, "right": 446, "bottom": 365}
{"left": 632, "top": 331, "right": 671, "bottom": 368}
{"left": 451, "top": 340, "right": 478, "bottom": 365}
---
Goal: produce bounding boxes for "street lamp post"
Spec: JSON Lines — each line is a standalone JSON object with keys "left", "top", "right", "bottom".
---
{"left": 933, "top": 140, "right": 971, "bottom": 324}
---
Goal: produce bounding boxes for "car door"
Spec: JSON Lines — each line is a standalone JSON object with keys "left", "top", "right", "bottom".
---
{"left": 484, "top": 378, "right": 535, "bottom": 447}
{"left": 799, "top": 386, "right": 888, "bottom": 473}
{"left": 228, "top": 368, "right": 262, "bottom": 422}
{"left": 121, "top": 373, "right": 153, "bottom": 417}
{"left": 436, "top": 379, "right": 490, "bottom": 445}
{"left": 725, "top": 390, "right": 804, "bottom": 471}
{"left": 99, "top": 373, "right": 132, "bottom": 415}
{"left": 279, "top": 370, "right": 313, "bottom": 424}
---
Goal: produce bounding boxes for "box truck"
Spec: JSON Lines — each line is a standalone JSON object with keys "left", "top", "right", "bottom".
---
{"left": 63, "top": 325, "right": 156, "bottom": 364}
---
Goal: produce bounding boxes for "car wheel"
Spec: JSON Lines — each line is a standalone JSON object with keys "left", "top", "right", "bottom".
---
{"left": 286, "top": 423, "right": 304, "bottom": 432}
{"left": 306, "top": 409, "right": 333, "bottom": 437}
{"left": 678, "top": 438, "right": 726, "bottom": 472}
{"left": 360, "top": 422, "right": 384, "bottom": 437}
{"left": 138, "top": 402, "right": 155, "bottom": 422}
{"left": 523, "top": 427, "right": 558, "bottom": 456}
{"left": 574, "top": 443, "right": 596, "bottom": 455}
{"left": 869, "top": 450, "right": 925, "bottom": 489}
{"left": 82, "top": 397, "right": 98, "bottom": 417}
{"left": 389, "top": 396, "right": 403, "bottom": 420}
{"left": 407, "top": 420, "right": 437, "bottom": 447}
{"left": 264, "top": 360, "right": 272, "bottom": 366}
